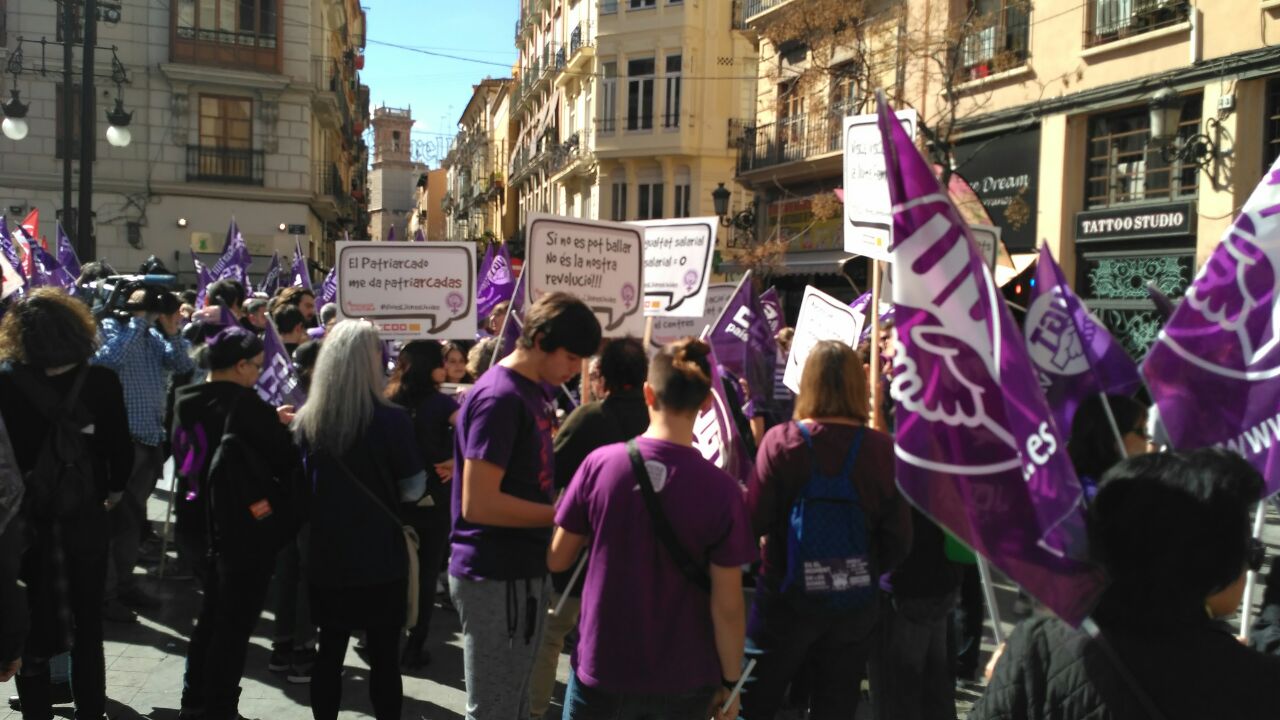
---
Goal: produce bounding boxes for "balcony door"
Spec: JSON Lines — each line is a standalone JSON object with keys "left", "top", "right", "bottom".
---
{"left": 198, "top": 95, "right": 254, "bottom": 182}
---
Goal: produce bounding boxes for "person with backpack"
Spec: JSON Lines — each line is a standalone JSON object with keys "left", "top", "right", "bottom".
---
{"left": 548, "top": 337, "right": 755, "bottom": 720}
{"left": 528, "top": 337, "right": 650, "bottom": 720}
{"left": 172, "top": 326, "right": 301, "bottom": 720}
{"left": 0, "top": 288, "right": 134, "bottom": 720}
{"left": 744, "top": 340, "right": 913, "bottom": 720}
{"left": 450, "top": 292, "right": 601, "bottom": 720}
{"left": 385, "top": 340, "right": 460, "bottom": 671}
{"left": 292, "top": 320, "right": 425, "bottom": 720}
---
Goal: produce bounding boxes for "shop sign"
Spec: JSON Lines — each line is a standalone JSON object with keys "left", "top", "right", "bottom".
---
{"left": 1075, "top": 201, "right": 1196, "bottom": 242}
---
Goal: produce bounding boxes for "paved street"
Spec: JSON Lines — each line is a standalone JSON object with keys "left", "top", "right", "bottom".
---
{"left": 2, "top": 476, "right": 1276, "bottom": 720}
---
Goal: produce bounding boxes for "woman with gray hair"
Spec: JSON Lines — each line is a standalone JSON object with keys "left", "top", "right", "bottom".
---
{"left": 293, "top": 320, "right": 426, "bottom": 720}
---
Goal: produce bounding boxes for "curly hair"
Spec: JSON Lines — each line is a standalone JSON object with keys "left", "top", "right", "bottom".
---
{"left": 0, "top": 288, "right": 100, "bottom": 368}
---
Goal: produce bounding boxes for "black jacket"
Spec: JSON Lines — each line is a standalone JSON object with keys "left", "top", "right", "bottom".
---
{"left": 970, "top": 604, "right": 1280, "bottom": 720}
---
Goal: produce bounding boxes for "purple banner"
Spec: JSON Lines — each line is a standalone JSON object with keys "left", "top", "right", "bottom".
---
{"left": 260, "top": 252, "right": 283, "bottom": 298}
{"left": 55, "top": 225, "right": 81, "bottom": 280}
{"left": 476, "top": 244, "right": 495, "bottom": 298}
{"left": 213, "top": 220, "right": 252, "bottom": 289}
{"left": 414, "top": 228, "right": 427, "bottom": 243}
{"left": 317, "top": 266, "right": 337, "bottom": 307}
{"left": 1143, "top": 159, "right": 1280, "bottom": 497}
{"left": 192, "top": 251, "right": 214, "bottom": 309}
{"left": 0, "top": 217, "right": 24, "bottom": 283}
{"left": 256, "top": 318, "right": 305, "bottom": 407}
{"left": 1026, "top": 245, "right": 1142, "bottom": 435}
{"left": 707, "top": 274, "right": 776, "bottom": 406}
{"left": 292, "top": 237, "right": 312, "bottom": 291}
{"left": 879, "top": 96, "right": 1104, "bottom": 626}
{"left": 692, "top": 342, "right": 754, "bottom": 485}
{"left": 477, "top": 243, "right": 515, "bottom": 321}
{"left": 29, "top": 242, "right": 74, "bottom": 290}
{"left": 493, "top": 269, "right": 528, "bottom": 369}
{"left": 759, "top": 287, "right": 784, "bottom": 335}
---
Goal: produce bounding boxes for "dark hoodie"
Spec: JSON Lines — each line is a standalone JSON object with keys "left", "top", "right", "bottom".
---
{"left": 171, "top": 381, "right": 299, "bottom": 544}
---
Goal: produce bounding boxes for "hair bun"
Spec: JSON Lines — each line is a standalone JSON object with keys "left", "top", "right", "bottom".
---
{"left": 671, "top": 338, "right": 712, "bottom": 385}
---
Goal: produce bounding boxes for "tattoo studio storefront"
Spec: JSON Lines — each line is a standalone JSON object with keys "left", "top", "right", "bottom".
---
{"left": 1074, "top": 201, "right": 1197, "bottom": 358}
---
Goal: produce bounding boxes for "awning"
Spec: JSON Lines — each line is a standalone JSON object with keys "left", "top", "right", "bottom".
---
{"left": 719, "top": 250, "right": 854, "bottom": 276}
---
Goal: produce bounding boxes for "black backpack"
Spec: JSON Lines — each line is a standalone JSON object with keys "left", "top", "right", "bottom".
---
{"left": 14, "top": 365, "right": 96, "bottom": 520}
{"left": 206, "top": 393, "right": 299, "bottom": 558}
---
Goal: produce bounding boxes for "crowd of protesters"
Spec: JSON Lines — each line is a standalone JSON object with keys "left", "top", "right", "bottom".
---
{"left": 0, "top": 258, "right": 1279, "bottom": 720}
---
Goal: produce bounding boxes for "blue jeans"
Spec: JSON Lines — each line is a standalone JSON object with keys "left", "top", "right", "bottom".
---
{"left": 564, "top": 673, "right": 715, "bottom": 720}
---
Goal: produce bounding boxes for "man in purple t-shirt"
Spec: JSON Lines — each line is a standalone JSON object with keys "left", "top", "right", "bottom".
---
{"left": 549, "top": 338, "right": 755, "bottom": 720}
{"left": 449, "top": 292, "right": 601, "bottom": 720}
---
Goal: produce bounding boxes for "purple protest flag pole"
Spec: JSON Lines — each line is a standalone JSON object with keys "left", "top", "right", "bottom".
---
{"left": 491, "top": 269, "right": 528, "bottom": 370}
{"left": 317, "top": 266, "right": 338, "bottom": 307}
{"left": 260, "top": 252, "right": 283, "bottom": 298}
{"left": 1145, "top": 281, "right": 1178, "bottom": 322}
{"left": 877, "top": 93, "right": 1104, "bottom": 627}
{"left": 291, "top": 237, "right": 313, "bottom": 291}
{"left": 477, "top": 243, "right": 515, "bottom": 322}
{"left": 256, "top": 317, "right": 305, "bottom": 407}
{"left": 414, "top": 228, "right": 427, "bottom": 243}
{"left": 213, "top": 220, "right": 252, "bottom": 290}
{"left": 55, "top": 224, "right": 81, "bottom": 280}
{"left": 1026, "top": 244, "right": 1142, "bottom": 451}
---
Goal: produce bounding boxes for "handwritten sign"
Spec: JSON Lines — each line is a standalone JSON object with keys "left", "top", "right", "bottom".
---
{"left": 649, "top": 283, "right": 737, "bottom": 352}
{"left": 525, "top": 213, "right": 644, "bottom": 337}
{"left": 843, "top": 109, "right": 917, "bottom": 262}
{"left": 783, "top": 286, "right": 865, "bottom": 394}
{"left": 335, "top": 240, "right": 476, "bottom": 340}
{"left": 0, "top": 253, "right": 22, "bottom": 300}
{"left": 636, "top": 217, "right": 717, "bottom": 318}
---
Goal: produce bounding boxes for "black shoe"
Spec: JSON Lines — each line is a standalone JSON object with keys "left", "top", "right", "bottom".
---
{"left": 400, "top": 644, "right": 431, "bottom": 669}
{"left": 267, "top": 646, "right": 291, "bottom": 673}
{"left": 119, "top": 586, "right": 162, "bottom": 610}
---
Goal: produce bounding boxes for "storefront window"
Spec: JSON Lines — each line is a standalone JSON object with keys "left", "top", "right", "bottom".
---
{"left": 1079, "top": 248, "right": 1195, "bottom": 358}
{"left": 1085, "top": 97, "right": 1202, "bottom": 209}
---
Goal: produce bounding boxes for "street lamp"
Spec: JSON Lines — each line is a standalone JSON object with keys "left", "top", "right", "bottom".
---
{"left": 1, "top": 89, "right": 28, "bottom": 141}
{"left": 1148, "top": 86, "right": 1223, "bottom": 169}
{"left": 711, "top": 182, "right": 756, "bottom": 233}
{"left": 105, "top": 97, "right": 132, "bottom": 147}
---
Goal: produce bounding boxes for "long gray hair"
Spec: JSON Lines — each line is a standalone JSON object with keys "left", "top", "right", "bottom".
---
{"left": 292, "top": 319, "right": 388, "bottom": 454}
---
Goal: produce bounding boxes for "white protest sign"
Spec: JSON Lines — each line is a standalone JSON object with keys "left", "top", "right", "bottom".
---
{"left": 970, "top": 223, "right": 1000, "bottom": 271}
{"left": 843, "top": 109, "right": 918, "bottom": 262}
{"left": 0, "top": 253, "right": 22, "bottom": 300}
{"left": 335, "top": 240, "right": 476, "bottom": 340}
{"left": 525, "top": 213, "right": 645, "bottom": 337}
{"left": 783, "top": 286, "right": 865, "bottom": 394}
{"left": 649, "top": 283, "right": 737, "bottom": 352}
{"left": 636, "top": 217, "right": 717, "bottom": 318}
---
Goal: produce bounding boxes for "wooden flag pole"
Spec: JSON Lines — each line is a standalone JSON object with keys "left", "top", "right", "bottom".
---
{"left": 642, "top": 316, "right": 654, "bottom": 353}
{"left": 870, "top": 260, "right": 885, "bottom": 431}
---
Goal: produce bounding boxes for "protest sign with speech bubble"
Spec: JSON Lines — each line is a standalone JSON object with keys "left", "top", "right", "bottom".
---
{"left": 525, "top": 213, "right": 645, "bottom": 337}
{"left": 635, "top": 217, "right": 717, "bottom": 318}
{"left": 783, "top": 286, "right": 865, "bottom": 393}
{"left": 649, "top": 283, "right": 737, "bottom": 352}
{"left": 335, "top": 241, "right": 476, "bottom": 340}
{"left": 844, "top": 109, "right": 917, "bottom": 262}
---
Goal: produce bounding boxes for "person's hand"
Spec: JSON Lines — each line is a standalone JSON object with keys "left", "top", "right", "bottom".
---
{"left": 104, "top": 491, "right": 124, "bottom": 511}
{"left": 192, "top": 306, "right": 225, "bottom": 325}
{"left": 434, "top": 460, "right": 454, "bottom": 482}
{"left": 277, "top": 405, "right": 296, "bottom": 425}
{"left": 0, "top": 657, "right": 20, "bottom": 682}
{"left": 708, "top": 686, "right": 739, "bottom": 720}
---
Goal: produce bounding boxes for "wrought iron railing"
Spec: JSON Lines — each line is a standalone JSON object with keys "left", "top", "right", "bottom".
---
{"left": 1085, "top": 0, "right": 1190, "bottom": 48}
{"left": 736, "top": 115, "right": 845, "bottom": 174}
{"left": 187, "top": 146, "right": 265, "bottom": 185}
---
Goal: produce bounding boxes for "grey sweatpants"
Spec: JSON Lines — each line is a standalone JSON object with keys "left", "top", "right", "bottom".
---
{"left": 449, "top": 574, "right": 550, "bottom": 720}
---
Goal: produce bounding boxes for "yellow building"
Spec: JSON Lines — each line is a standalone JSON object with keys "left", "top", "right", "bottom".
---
{"left": 508, "top": 0, "right": 759, "bottom": 241}
{"left": 737, "top": 0, "right": 1280, "bottom": 355}
{"left": 444, "top": 79, "right": 515, "bottom": 244}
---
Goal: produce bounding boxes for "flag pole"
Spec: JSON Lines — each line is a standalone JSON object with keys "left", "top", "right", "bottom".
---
{"left": 1240, "top": 503, "right": 1267, "bottom": 641}
{"left": 1097, "top": 394, "right": 1129, "bottom": 461}
{"left": 870, "top": 260, "right": 885, "bottom": 431}
{"left": 976, "top": 556, "right": 1007, "bottom": 646}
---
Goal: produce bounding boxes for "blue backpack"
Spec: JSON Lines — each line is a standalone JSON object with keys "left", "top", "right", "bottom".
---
{"left": 781, "top": 422, "right": 875, "bottom": 613}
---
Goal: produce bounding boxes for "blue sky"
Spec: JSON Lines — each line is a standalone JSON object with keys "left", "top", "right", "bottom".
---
{"left": 361, "top": 0, "right": 520, "bottom": 167}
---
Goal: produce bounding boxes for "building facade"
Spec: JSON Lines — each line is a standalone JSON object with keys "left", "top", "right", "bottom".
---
{"left": 442, "top": 78, "right": 514, "bottom": 244}
{"left": 367, "top": 105, "right": 427, "bottom": 241}
{"left": 0, "top": 0, "right": 369, "bottom": 286}
{"left": 508, "top": 0, "right": 759, "bottom": 239}
{"left": 735, "top": 0, "right": 1280, "bottom": 355}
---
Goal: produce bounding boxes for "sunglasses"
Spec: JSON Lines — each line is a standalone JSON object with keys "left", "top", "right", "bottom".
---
{"left": 1248, "top": 537, "right": 1266, "bottom": 573}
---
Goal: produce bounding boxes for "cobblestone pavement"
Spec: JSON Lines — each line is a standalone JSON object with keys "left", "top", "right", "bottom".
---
{"left": 3, "top": 476, "right": 1276, "bottom": 720}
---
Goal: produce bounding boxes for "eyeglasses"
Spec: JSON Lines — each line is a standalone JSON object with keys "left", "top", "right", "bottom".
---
{"left": 1247, "top": 537, "right": 1266, "bottom": 573}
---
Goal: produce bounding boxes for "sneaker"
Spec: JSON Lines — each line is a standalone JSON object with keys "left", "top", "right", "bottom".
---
{"left": 285, "top": 661, "right": 312, "bottom": 685}
{"left": 102, "top": 599, "right": 138, "bottom": 624}
{"left": 267, "top": 645, "right": 292, "bottom": 673}
{"left": 119, "top": 586, "right": 162, "bottom": 610}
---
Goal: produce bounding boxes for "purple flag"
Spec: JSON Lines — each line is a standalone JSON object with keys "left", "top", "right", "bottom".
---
{"left": 493, "top": 270, "right": 528, "bottom": 368}
{"left": 879, "top": 96, "right": 1104, "bottom": 626}
{"left": 477, "top": 243, "right": 515, "bottom": 321}
{"left": 707, "top": 274, "right": 777, "bottom": 406}
{"left": 256, "top": 319, "right": 305, "bottom": 407}
{"left": 1025, "top": 246, "right": 1142, "bottom": 435}
{"left": 260, "top": 252, "right": 283, "bottom": 298}
{"left": 291, "top": 237, "right": 312, "bottom": 291}
{"left": 851, "top": 290, "right": 894, "bottom": 345}
{"left": 690, "top": 338, "right": 754, "bottom": 485}
{"left": 1143, "top": 157, "right": 1280, "bottom": 497}
{"left": 29, "top": 243, "right": 74, "bottom": 290}
{"left": 387, "top": 226, "right": 396, "bottom": 242}
{"left": 55, "top": 224, "right": 81, "bottom": 280}
{"left": 192, "top": 251, "right": 214, "bottom": 309}
{"left": 414, "top": 228, "right": 427, "bottom": 243}
{"left": 476, "top": 244, "right": 495, "bottom": 298}
{"left": 759, "top": 288, "right": 784, "bottom": 336}
{"left": 213, "top": 220, "right": 252, "bottom": 288}
{"left": 317, "top": 266, "right": 337, "bottom": 307}
{"left": 0, "top": 217, "right": 23, "bottom": 281}
{"left": 1146, "top": 281, "right": 1178, "bottom": 322}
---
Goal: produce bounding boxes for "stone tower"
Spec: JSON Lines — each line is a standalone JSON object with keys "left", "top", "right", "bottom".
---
{"left": 368, "top": 106, "right": 426, "bottom": 241}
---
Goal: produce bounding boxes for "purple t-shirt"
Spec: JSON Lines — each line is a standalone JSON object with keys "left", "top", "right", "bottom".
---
{"left": 450, "top": 366, "right": 557, "bottom": 580}
{"left": 555, "top": 437, "right": 756, "bottom": 694}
